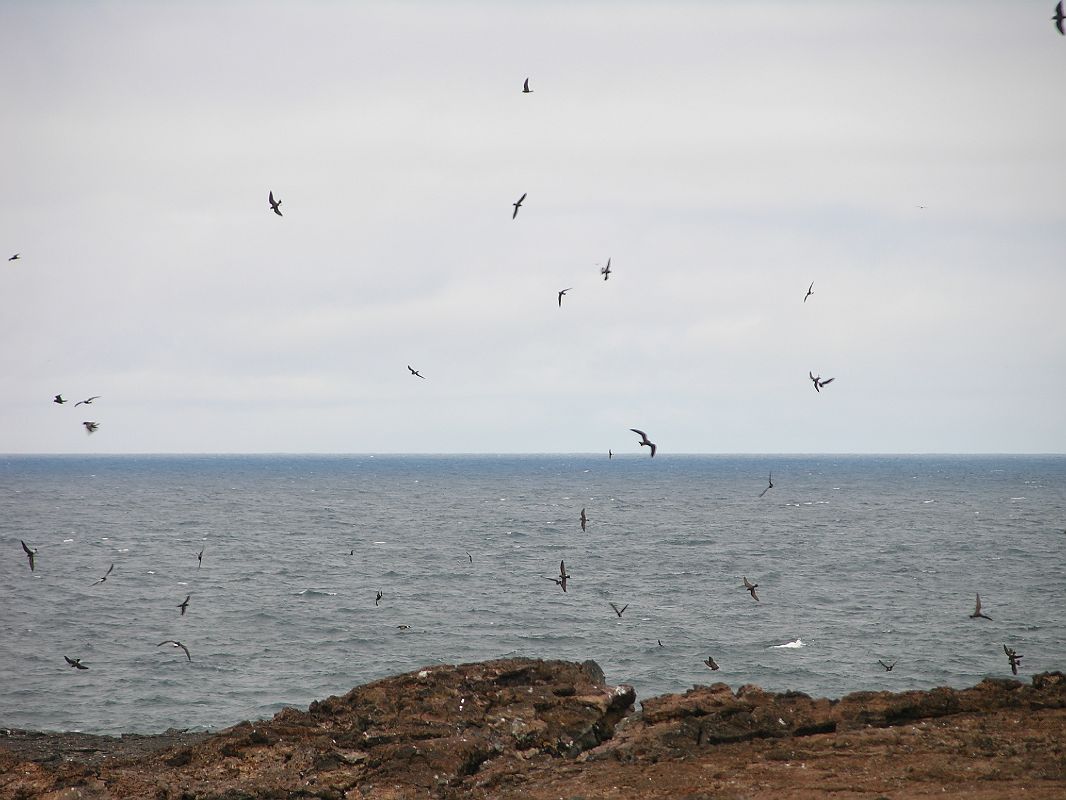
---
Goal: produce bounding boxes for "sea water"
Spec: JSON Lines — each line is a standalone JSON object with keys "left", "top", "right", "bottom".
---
{"left": 1, "top": 454, "right": 1063, "bottom": 734}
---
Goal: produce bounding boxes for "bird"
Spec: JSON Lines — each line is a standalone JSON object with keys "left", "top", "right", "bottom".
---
{"left": 609, "top": 602, "right": 628, "bottom": 618}
{"left": 75, "top": 396, "right": 101, "bottom": 407}
{"left": 512, "top": 192, "right": 526, "bottom": 219}
{"left": 20, "top": 540, "right": 36, "bottom": 571}
{"left": 407, "top": 365, "right": 426, "bottom": 379}
{"left": 704, "top": 656, "right": 720, "bottom": 671}
{"left": 803, "top": 282, "right": 814, "bottom": 302}
{"left": 178, "top": 595, "right": 190, "bottom": 616}
{"left": 157, "top": 640, "right": 192, "bottom": 662}
{"left": 53, "top": 394, "right": 66, "bottom": 404}
{"left": 630, "top": 428, "right": 657, "bottom": 458}
{"left": 467, "top": 552, "right": 472, "bottom": 563}
{"left": 878, "top": 659, "right": 897, "bottom": 672}
{"left": 600, "top": 258, "right": 612, "bottom": 281}
{"left": 375, "top": 590, "right": 383, "bottom": 606}
{"left": 809, "top": 372, "right": 835, "bottom": 392}
{"left": 545, "top": 560, "right": 570, "bottom": 592}
{"left": 1003, "top": 644, "right": 1022, "bottom": 675}
{"left": 64, "top": 656, "right": 89, "bottom": 670}
{"left": 1055, "top": 1, "right": 1065, "bottom": 34}
{"left": 522, "top": 77, "right": 533, "bottom": 93}
{"left": 742, "top": 576, "right": 759, "bottom": 601}
{"left": 608, "top": 449, "right": 612, "bottom": 459}
{"left": 969, "top": 593, "right": 992, "bottom": 620}
{"left": 8, "top": 253, "right": 20, "bottom": 261}
{"left": 197, "top": 548, "right": 204, "bottom": 569}
{"left": 350, "top": 549, "right": 355, "bottom": 556}
{"left": 557, "top": 288, "right": 572, "bottom": 307}
{"left": 580, "top": 508, "right": 587, "bottom": 532}
{"left": 396, "top": 624, "right": 411, "bottom": 630}
{"left": 758, "top": 472, "right": 774, "bottom": 498}
{"left": 268, "top": 191, "right": 282, "bottom": 216}
{"left": 91, "top": 563, "right": 114, "bottom": 586}
{"left": 83, "top": 421, "right": 99, "bottom": 434}
{"left": 657, "top": 639, "right": 664, "bottom": 647}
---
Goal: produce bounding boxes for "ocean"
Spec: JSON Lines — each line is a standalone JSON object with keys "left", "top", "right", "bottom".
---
{"left": 1, "top": 454, "right": 1063, "bottom": 735}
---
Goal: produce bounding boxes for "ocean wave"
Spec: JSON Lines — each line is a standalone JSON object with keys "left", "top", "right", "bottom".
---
{"left": 770, "top": 639, "right": 805, "bottom": 649}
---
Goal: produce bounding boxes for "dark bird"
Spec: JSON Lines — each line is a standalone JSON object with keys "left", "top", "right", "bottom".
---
{"left": 53, "top": 394, "right": 66, "bottom": 404}
{"left": 64, "top": 656, "right": 89, "bottom": 670}
{"left": 75, "top": 396, "right": 101, "bottom": 406}
{"left": 969, "top": 593, "right": 992, "bottom": 620}
{"left": 630, "top": 428, "right": 657, "bottom": 458}
{"left": 608, "top": 449, "right": 612, "bottom": 459}
{"left": 557, "top": 288, "right": 572, "bottom": 307}
{"left": 20, "top": 540, "right": 36, "bottom": 571}
{"left": 407, "top": 365, "right": 426, "bottom": 379}
{"left": 1003, "top": 644, "right": 1022, "bottom": 675}
{"left": 178, "top": 595, "right": 190, "bottom": 616}
{"left": 1055, "top": 1, "right": 1065, "bottom": 34}
{"left": 704, "top": 656, "right": 720, "bottom": 671}
{"left": 197, "top": 547, "right": 204, "bottom": 569}
{"left": 809, "top": 372, "right": 835, "bottom": 392}
{"left": 91, "top": 563, "right": 114, "bottom": 586}
{"left": 545, "top": 559, "right": 570, "bottom": 592}
{"left": 601, "top": 258, "right": 612, "bottom": 281}
{"left": 580, "top": 507, "right": 587, "bottom": 532}
{"left": 657, "top": 639, "right": 663, "bottom": 647}
{"left": 609, "top": 602, "right": 628, "bottom": 617}
{"left": 375, "top": 590, "right": 383, "bottom": 606}
{"left": 157, "top": 640, "right": 192, "bottom": 661}
{"left": 522, "top": 77, "right": 533, "bottom": 93}
{"left": 83, "top": 421, "right": 99, "bottom": 434}
{"left": 803, "top": 282, "right": 814, "bottom": 303}
{"left": 758, "top": 472, "right": 774, "bottom": 498}
{"left": 397, "top": 624, "right": 411, "bottom": 630}
{"left": 350, "top": 549, "right": 355, "bottom": 556}
{"left": 467, "top": 552, "right": 473, "bottom": 563}
{"left": 512, "top": 192, "right": 526, "bottom": 219}
{"left": 878, "top": 659, "right": 897, "bottom": 672}
{"left": 742, "top": 576, "right": 759, "bottom": 601}
{"left": 268, "top": 191, "right": 282, "bottom": 216}
{"left": 8, "top": 253, "right": 20, "bottom": 261}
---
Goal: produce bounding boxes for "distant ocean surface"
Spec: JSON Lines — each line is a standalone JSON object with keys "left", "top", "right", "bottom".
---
{"left": 2, "top": 454, "right": 1064, "bottom": 735}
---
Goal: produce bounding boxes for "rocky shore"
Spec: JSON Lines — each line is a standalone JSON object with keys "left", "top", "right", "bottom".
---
{"left": 2, "top": 658, "right": 1064, "bottom": 799}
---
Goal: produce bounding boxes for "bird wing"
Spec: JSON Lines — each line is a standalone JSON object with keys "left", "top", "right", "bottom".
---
{"left": 820, "top": 377, "right": 835, "bottom": 386}
{"left": 559, "top": 560, "right": 566, "bottom": 577}
{"left": 758, "top": 486, "right": 769, "bottom": 498}
{"left": 629, "top": 428, "right": 647, "bottom": 441}
{"left": 743, "top": 577, "right": 754, "bottom": 589}
{"left": 619, "top": 604, "right": 628, "bottom": 615}
{"left": 65, "top": 656, "right": 76, "bottom": 667}
{"left": 523, "top": 78, "right": 530, "bottom": 91}
{"left": 610, "top": 602, "right": 621, "bottom": 615}
{"left": 21, "top": 540, "right": 33, "bottom": 556}
{"left": 751, "top": 588, "right": 759, "bottom": 601}
{"left": 269, "top": 191, "right": 276, "bottom": 205}
{"left": 105, "top": 563, "right": 114, "bottom": 577}
{"left": 648, "top": 442, "right": 656, "bottom": 457}
{"left": 179, "top": 643, "right": 192, "bottom": 661}
{"left": 517, "top": 192, "right": 527, "bottom": 204}
{"left": 974, "top": 594, "right": 982, "bottom": 613}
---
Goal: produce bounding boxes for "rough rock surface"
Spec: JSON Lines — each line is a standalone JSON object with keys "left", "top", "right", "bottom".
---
{"left": 1, "top": 660, "right": 1063, "bottom": 799}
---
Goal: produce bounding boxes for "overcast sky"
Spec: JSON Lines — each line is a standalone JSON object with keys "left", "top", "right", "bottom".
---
{"left": 2, "top": 1, "right": 1064, "bottom": 454}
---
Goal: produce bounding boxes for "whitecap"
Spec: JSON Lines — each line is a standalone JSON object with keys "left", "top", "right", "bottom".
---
{"left": 63, "top": 539, "right": 74, "bottom": 543}
{"left": 294, "top": 588, "right": 337, "bottom": 597}
{"left": 770, "top": 638, "right": 805, "bottom": 649}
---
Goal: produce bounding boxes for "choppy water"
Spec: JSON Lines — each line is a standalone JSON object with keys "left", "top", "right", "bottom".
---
{"left": 1, "top": 454, "right": 1064, "bottom": 735}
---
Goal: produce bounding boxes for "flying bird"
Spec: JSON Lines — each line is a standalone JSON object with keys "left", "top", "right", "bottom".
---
{"left": 803, "top": 282, "right": 814, "bottom": 303}
{"left": 600, "top": 258, "right": 612, "bottom": 281}
{"left": 467, "top": 552, "right": 473, "bottom": 563}
{"left": 197, "top": 548, "right": 204, "bottom": 569}
{"left": 21, "top": 540, "right": 37, "bottom": 571}
{"left": 268, "top": 191, "right": 282, "bottom": 216}
{"left": 704, "top": 656, "right": 720, "bottom": 671}
{"left": 8, "top": 253, "right": 20, "bottom": 261}
{"left": 609, "top": 602, "right": 628, "bottom": 618}
{"left": 657, "top": 639, "right": 664, "bottom": 647}
{"left": 1055, "top": 1, "right": 1065, "bottom": 34}
{"left": 1003, "top": 644, "right": 1022, "bottom": 675}
{"left": 157, "top": 640, "right": 192, "bottom": 662}
{"left": 407, "top": 365, "right": 426, "bottom": 379}
{"left": 545, "top": 560, "right": 570, "bottom": 592}
{"left": 64, "top": 656, "right": 89, "bottom": 670}
{"left": 608, "top": 449, "right": 612, "bottom": 459}
{"left": 375, "top": 590, "right": 383, "bottom": 606}
{"left": 83, "top": 421, "right": 99, "bottom": 434}
{"left": 53, "top": 394, "right": 66, "bottom": 404}
{"left": 178, "top": 595, "right": 190, "bottom": 616}
{"left": 809, "top": 372, "right": 835, "bottom": 392}
{"left": 522, "top": 77, "right": 533, "bottom": 93}
{"left": 74, "top": 396, "right": 101, "bottom": 406}
{"left": 969, "top": 593, "right": 992, "bottom": 620}
{"left": 512, "top": 192, "right": 526, "bottom": 219}
{"left": 580, "top": 508, "right": 587, "bottom": 532}
{"left": 557, "top": 288, "right": 572, "bottom": 307}
{"left": 742, "top": 576, "right": 759, "bottom": 601}
{"left": 629, "top": 428, "right": 657, "bottom": 458}
{"left": 758, "top": 472, "right": 774, "bottom": 498}
{"left": 878, "top": 659, "right": 897, "bottom": 672}
{"left": 91, "top": 563, "right": 114, "bottom": 586}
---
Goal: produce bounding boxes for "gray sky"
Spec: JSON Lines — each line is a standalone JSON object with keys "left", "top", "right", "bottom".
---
{"left": 2, "top": 1, "right": 1064, "bottom": 454}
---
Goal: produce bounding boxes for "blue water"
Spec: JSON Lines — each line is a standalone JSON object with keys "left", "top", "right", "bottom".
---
{"left": 1, "top": 454, "right": 1064, "bottom": 735}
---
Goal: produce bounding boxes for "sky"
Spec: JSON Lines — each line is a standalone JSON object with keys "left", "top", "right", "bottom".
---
{"left": 1, "top": 1, "right": 1064, "bottom": 454}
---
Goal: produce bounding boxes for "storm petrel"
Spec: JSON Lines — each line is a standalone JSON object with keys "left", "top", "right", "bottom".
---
{"left": 269, "top": 191, "right": 282, "bottom": 216}
{"left": 21, "top": 540, "right": 36, "bottom": 571}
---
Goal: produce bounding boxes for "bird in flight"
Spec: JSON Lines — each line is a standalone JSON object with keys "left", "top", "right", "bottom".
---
{"left": 1003, "top": 644, "right": 1022, "bottom": 675}
{"left": 580, "top": 508, "right": 587, "bottom": 532}
{"left": 512, "top": 192, "right": 526, "bottom": 219}
{"left": 609, "top": 602, "right": 628, "bottom": 618}
{"left": 197, "top": 547, "right": 204, "bottom": 569}
{"left": 53, "top": 394, "right": 66, "bottom": 404}
{"left": 178, "top": 595, "right": 190, "bottom": 616}
{"left": 803, "top": 282, "right": 814, "bottom": 303}
{"left": 83, "top": 421, "right": 99, "bottom": 434}
{"left": 878, "top": 659, "right": 897, "bottom": 672}
{"left": 742, "top": 576, "right": 759, "bottom": 601}
{"left": 545, "top": 560, "right": 570, "bottom": 592}
{"left": 608, "top": 449, "right": 612, "bottom": 459}
{"left": 407, "top": 365, "right": 426, "bottom": 379}
{"left": 630, "top": 428, "right": 657, "bottom": 457}
{"left": 375, "top": 590, "right": 383, "bottom": 607}
{"left": 600, "top": 258, "right": 612, "bottom": 281}
{"left": 8, "top": 253, "right": 20, "bottom": 261}
{"left": 1055, "top": 1, "right": 1065, "bottom": 34}
{"left": 969, "top": 593, "right": 992, "bottom": 620}
{"left": 91, "top": 563, "right": 114, "bottom": 586}
{"left": 158, "top": 640, "right": 192, "bottom": 662}
{"left": 758, "top": 472, "right": 774, "bottom": 498}
{"left": 269, "top": 191, "right": 282, "bottom": 217}
{"left": 704, "top": 656, "right": 720, "bottom": 671}
{"left": 523, "top": 77, "right": 533, "bottom": 93}
{"left": 557, "top": 288, "right": 572, "bottom": 307}
{"left": 75, "top": 396, "right": 101, "bottom": 406}
{"left": 809, "top": 372, "right": 835, "bottom": 392}
{"left": 21, "top": 540, "right": 37, "bottom": 571}
{"left": 64, "top": 656, "right": 89, "bottom": 670}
